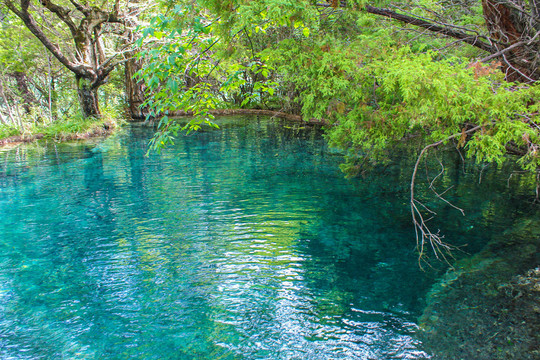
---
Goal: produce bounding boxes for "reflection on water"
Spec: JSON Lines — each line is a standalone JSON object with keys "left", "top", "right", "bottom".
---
{"left": 0, "top": 116, "right": 535, "bottom": 359}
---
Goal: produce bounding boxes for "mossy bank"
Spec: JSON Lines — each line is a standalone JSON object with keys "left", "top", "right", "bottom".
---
{"left": 0, "top": 117, "right": 125, "bottom": 147}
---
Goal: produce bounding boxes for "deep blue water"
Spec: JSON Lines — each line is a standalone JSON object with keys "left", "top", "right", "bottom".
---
{"left": 0, "top": 116, "right": 536, "bottom": 359}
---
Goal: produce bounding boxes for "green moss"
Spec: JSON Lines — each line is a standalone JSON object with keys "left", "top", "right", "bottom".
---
{"left": 39, "top": 116, "right": 121, "bottom": 138}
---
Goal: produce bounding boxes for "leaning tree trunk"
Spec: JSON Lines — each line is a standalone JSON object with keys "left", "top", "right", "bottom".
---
{"left": 76, "top": 76, "right": 100, "bottom": 118}
{"left": 124, "top": 58, "right": 147, "bottom": 120}
{"left": 361, "top": 2, "right": 539, "bottom": 83}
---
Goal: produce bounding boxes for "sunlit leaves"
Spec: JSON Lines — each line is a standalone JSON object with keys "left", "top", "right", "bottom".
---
{"left": 323, "top": 47, "right": 540, "bottom": 172}
{"left": 135, "top": 0, "right": 539, "bottom": 175}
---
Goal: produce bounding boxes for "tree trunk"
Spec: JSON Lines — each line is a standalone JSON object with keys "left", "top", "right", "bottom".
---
{"left": 76, "top": 76, "right": 100, "bottom": 118}
{"left": 10, "top": 71, "right": 37, "bottom": 114}
{"left": 124, "top": 58, "right": 147, "bottom": 120}
{"left": 482, "top": 0, "right": 539, "bottom": 82}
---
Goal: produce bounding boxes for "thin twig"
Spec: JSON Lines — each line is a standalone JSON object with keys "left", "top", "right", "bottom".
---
{"left": 411, "top": 125, "right": 482, "bottom": 262}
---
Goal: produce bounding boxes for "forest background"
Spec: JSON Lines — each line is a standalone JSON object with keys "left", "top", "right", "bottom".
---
{"left": 0, "top": 0, "right": 539, "bottom": 259}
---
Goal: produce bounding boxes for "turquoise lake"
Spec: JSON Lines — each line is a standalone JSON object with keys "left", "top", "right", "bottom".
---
{"left": 0, "top": 116, "right": 537, "bottom": 359}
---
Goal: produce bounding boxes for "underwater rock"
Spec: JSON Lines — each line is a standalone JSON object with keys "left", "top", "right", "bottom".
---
{"left": 419, "top": 217, "right": 540, "bottom": 359}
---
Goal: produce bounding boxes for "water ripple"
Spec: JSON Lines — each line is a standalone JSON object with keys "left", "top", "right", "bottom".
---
{"left": 0, "top": 118, "right": 440, "bottom": 359}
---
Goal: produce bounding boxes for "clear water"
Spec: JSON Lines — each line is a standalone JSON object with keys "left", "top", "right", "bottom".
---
{"left": 0, "top": 116, "right": 536, "bottom": 359}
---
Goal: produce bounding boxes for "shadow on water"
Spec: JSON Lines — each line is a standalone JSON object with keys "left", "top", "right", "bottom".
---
{"left": 0, "top": 116, "right": 538, "bottom": 359}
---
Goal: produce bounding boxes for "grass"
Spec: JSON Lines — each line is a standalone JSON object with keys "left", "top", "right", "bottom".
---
{"left": 0, "top": 114, "right": 126, "bottom": 143}
{"left": 0, "top": 125, "right": 20, "bottom": 139}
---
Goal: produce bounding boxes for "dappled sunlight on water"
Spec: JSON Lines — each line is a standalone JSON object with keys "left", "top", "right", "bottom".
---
{"left": 1, "top": 116, "right": 536, "bottom": 359}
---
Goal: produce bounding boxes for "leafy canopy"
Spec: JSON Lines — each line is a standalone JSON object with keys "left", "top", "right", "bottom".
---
{"left": 136, "top": 0, "right": 539, "bottom": 174}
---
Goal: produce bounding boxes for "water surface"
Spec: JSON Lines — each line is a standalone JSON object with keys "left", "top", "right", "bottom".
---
{"left": 0, "top": 116, "right": 536, "bottom": 359}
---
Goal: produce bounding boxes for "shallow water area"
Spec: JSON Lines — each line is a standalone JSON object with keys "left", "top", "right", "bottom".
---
{"left": 0, "top": 116, "right": 537, "bottom": 359}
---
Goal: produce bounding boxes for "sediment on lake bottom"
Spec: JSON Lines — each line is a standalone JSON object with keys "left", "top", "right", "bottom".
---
{"left": 420, "top": 217, "right": 540, "bottom": 359}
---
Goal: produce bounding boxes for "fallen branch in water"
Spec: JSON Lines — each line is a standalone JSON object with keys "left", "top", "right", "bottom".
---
{"left": 411, "top": 125, "right": 483, "bottom": 264}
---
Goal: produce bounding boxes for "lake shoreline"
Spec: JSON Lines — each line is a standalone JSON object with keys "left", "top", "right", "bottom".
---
{"left": 0, "top": 109, "right": 325, "bottom": 149}
{"left": 166, "top": 108, "right": 328, "bottom": 125}
{"left": 0, "top": 119, "right": 121, "bottom": 148}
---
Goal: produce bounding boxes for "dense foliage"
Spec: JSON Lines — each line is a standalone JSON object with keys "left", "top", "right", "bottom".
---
{"left": 135, "top": 0, "right": 539, "bottom": 169}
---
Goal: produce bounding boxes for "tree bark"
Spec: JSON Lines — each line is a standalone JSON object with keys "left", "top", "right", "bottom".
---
{"left": 124, "top": 58, "right": 147, "bottom": 120}
{"left": 76, "top": 76, "right": 100, "bottom": 118}
{"left": 482, "top": 0, "right": 539, "bottom": 82}
{"left": 9, "top": 71, "right": 37, "bottom": 114}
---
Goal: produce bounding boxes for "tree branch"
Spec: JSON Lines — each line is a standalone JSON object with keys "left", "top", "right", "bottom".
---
{"left": 69, "top": 0, "right": 89, "bottom": 15}
{"left": 3, "top": 0, "right": 90, "bottom": 77}
{"left": 480, "top": 39, "right": 527, "bottom": 62}
{"left": 39, "top": 0, "right": 77, "bottom": 35}
{"left": 364, "top": 5, "right": 498, "bottom": 53}
{"left": 410, "top": 125, "right": 482, "bottom": 262}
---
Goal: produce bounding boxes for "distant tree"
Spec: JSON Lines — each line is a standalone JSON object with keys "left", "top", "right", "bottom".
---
{"left": 3, "top": 0, "right": 147, "bottom": 118}
{"left": 0, "top": 11, "right": 50, "bottom": 123}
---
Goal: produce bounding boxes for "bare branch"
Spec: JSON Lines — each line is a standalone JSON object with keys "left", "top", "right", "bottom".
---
{"left": 480, "top": 39, "right": 528, "bottom": 62}
{"left": 97, "top": 45, "right": 136, "bottom": 72}
{"left": 69, "top": 0, "right": 88, "bottom": 15}
{"left": 411, "top": 125, "right": 482, "bottom": 261}
{"left": 429, "top": 157, "right": 466, "bottom": 216}
{"left": 501, "top": 52, "right": 536, "bottom": 83}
